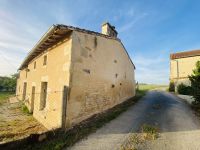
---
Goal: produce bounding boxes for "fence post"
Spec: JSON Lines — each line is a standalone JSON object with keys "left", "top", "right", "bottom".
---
{"left": 62, "top": 86, "right": 68, "bottom": 129}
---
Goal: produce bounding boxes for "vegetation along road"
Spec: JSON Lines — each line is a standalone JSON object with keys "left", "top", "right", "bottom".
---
{"left": 67, "top": 91, "right": 200, "bottom": 150}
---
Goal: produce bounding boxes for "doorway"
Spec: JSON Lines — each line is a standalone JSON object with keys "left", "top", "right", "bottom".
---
{"left": 40, "top": 82, "right": 48, "bottom": 110}
{"left": 22, "top": 82, "right": 27, "bottom": 101}
{"left": 31, "top": 86, "right": 35, "bottom": 113}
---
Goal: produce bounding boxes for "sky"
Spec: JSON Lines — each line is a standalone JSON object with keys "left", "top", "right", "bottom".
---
{"left": 1, "top": 0, "right": 200, "bottom": 84}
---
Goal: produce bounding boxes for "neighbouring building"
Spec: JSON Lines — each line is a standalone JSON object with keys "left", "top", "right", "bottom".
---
{"left": 170, "top": 49, "right": 200, "bottom": 90}
{"left": 16, "top": 22, "right": 136, "bottom": 129}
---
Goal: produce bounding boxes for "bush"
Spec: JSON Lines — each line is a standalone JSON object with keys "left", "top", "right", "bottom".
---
{"left": 189, "top": 61, "right": 200, "bottom": 104}
{"left": 22, "top": 104, "right": 31, "bottom": 114}
{"left": 169, "top": 82, "right": 175, "bottom": 92}
{"left": 177, "top": 83, "right": 192, "bottom": 95}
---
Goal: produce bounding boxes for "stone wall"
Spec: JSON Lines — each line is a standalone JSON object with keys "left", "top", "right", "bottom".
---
{"left": 67, "top": 31, "right": 135, "bottom": 126}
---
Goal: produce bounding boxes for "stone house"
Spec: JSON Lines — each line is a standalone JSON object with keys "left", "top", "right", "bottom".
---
{"left": 170, "top": 49, "right": 200, "bottom": 90}
{"left": 16, "top": 23, "right": 136, "bottom": 129}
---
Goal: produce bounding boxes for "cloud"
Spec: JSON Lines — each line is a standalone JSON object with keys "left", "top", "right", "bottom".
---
{"left": 118, "top": 12, "right": 148, "bottom": 33}
{"left": 0, "top": 11, "right": 44, "bottom": 76}
{"left": 132, "top": 54, "right": 169, "bottom": 84}
{"left": 0, "top": 1, "right": 76, "bottom": 76}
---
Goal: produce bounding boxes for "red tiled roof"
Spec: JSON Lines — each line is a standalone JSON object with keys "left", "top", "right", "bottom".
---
{"left": 170, "top": 49, "right": 200, "bottom": 59}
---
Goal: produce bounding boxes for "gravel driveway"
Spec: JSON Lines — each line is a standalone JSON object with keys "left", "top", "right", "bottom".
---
{"left": 67, "top": 91, "right": 200, "bottom": 150}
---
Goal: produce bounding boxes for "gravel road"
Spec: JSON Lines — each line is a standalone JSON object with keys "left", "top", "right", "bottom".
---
{"left": 67, "top": 91, "right": 200, "bottom": 150}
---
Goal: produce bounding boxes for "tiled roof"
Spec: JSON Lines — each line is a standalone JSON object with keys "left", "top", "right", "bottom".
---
{"left": 170, "top": 49, "right": 200, "bottom": 59}
{"left": 19, "top": 24, "right": 135, "bottom": 70}
{"left": 18, "top": 24, "right": 120, "bottom": 70}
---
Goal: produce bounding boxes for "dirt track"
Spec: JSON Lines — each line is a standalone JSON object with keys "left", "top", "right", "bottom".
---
{"left": 0, "top": 99, "right": 46, "bottom": 144}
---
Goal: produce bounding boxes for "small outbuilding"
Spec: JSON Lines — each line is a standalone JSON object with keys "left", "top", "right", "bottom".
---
{"left": 170, "top": 49, "right": 200, "bottom": 90}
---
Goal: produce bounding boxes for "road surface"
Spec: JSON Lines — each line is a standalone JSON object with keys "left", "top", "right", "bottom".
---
{"left": 66, "top": 91, "right": 200, "bottom": 150}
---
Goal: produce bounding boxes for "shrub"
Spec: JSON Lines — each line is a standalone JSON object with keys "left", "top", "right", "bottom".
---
{"left": 169, "top": 82, "right": 175, "bottom": 92}
{"left": 22, "top": 104, "right": 31, "bottom": 114}
{"left": 177, "top": 83, "right": 192, "bottom": 95}
{"left": 189, "top": 61, "right": 200, "bottom": 104}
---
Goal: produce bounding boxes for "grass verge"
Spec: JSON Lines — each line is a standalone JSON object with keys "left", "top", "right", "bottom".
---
{"left": 0, "top": 91, "right": 14, "bottom": 105}
{"left": 21, "top": 89, "right": 147, "bottom": 150}
{"left": 138, "top": 84, "right": 168, "bottom": 91}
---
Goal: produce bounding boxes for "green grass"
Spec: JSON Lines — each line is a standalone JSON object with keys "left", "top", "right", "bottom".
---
{"left": 0, "top": 91, "right": 14, "bottom": 105}
{"left": 138, "top": 84, "right": 168, "bottom": 91}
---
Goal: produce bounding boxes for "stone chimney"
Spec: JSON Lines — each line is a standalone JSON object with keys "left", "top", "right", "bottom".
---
{"left": 101, "top": 22, "right": 118, "bottom": 37}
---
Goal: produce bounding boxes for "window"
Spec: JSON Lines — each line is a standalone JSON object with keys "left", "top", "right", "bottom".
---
{"left": 40, "top": 82, "right": 48, "bottom": 110}
{"left": 34, "top": 61, "right": 36, "bottom": 69}
{"left": 43, "top": 55, "right": 47, "bottom": 66}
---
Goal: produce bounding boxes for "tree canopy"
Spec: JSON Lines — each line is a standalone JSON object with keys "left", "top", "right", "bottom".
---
{"left": 0, "top": 73, "right": 18, "bottom": 92}
{"left": 189, "top": 61, "right": 200, "bottom": 104}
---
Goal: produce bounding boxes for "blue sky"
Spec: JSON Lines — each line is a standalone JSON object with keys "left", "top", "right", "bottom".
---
{"left": 1, "top": 0, "right": 200, "bottom": 84}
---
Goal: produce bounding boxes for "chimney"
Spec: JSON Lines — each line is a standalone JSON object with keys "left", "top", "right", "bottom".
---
{"left": 101, "top": 22, "right": 118, "bottom": 37}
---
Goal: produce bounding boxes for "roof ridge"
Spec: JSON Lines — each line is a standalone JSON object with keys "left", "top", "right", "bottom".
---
{"left": 170, "top": 49, "right": 200, "bottom": 59}
{"left": 55, "top": 24, "right": 120, "bottom": 41}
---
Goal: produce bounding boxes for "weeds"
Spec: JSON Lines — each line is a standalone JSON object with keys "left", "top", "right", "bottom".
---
{"left": 121, "top": 124, "right": 159, "bottom": 150}
{"left": 120, "top": 134, "right": 140, "bottom": 150}
{"left": 141, "top": 124, "right": 159, "bottom": 140}
{"left": 21, "top": 104, "right": 31, "bottom": 115}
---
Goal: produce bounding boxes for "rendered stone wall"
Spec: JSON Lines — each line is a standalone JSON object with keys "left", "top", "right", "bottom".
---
{"left": 67, "top": 31, "right": 135, "bottom": 126}
{"left": 16, "top": 30, "right": 136, "bottom": 130}
{"left": 16, "top": 37, "right": 72, "bottom": 130}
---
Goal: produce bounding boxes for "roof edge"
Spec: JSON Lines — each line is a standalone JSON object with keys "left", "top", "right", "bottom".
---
{"left": 18, "top": 25, "right": 57, "bottom": 70}
{"left": 18, "top": 24, "right": 125, "bottom": 70}
{"left": 170, "top": 49, "right": 200, "bottom": 60}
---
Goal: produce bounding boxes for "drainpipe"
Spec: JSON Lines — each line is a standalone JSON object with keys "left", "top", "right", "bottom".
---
{"left": 173, "top": 59, "right": 179, "bottom": 91}
{"left": 175, "top": 59, "right": 179, "bottom": 79}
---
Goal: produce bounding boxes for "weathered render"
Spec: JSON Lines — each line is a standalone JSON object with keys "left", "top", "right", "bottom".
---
{"left": 170, "top": 49, "right": 200, "bottom": 90}
{"left": 16, "top": 23, "right": 136, "bottom": 129}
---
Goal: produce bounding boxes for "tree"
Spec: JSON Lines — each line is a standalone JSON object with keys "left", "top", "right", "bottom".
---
{"left": 0, "top": 73, "right": 18, "bottom": 92}
{"left": 189, "top": 61, "right": 200, "bottom": 104}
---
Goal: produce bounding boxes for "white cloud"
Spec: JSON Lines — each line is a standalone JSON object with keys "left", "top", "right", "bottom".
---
{"left": 132, "top": 54, "right": 169, "bottom": 84}
{"left": 118, "top": 12, "right": 148, "bottom": 33}
{"left": 0, "top": 11, "right": 44, "bottom": 76}
{"left": 0, "top": 1, "right": 75, "bottom": 76}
